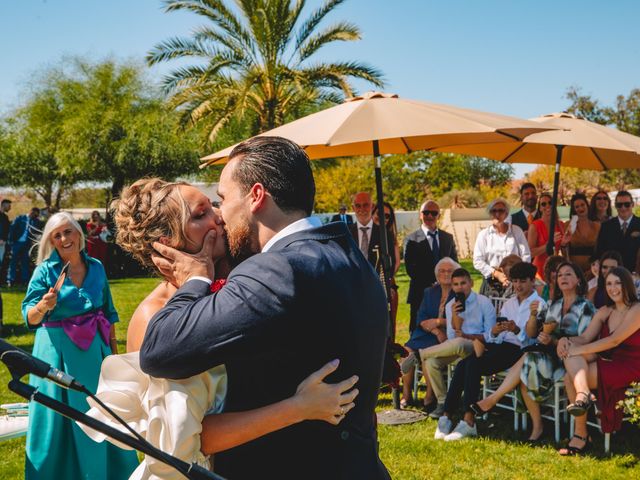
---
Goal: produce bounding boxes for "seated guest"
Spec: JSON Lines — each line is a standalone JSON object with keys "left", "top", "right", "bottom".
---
{"left": 482, "top": 254, "right": 522, "bottom": 299}
{"left": 400, "top": 257, "right": 460, "bottom": 410}
{"left": 589, "top": 189, "right": 612, "bottom": 223}
{"left": 595, "top": 190, "right": 640, "bottom": 271}
{"left": 587, "top": 251, "right": 623, "bottom": 308}
{"left": 437, "top": 262, "right": 541, "bottom": 441}
{"left": 539, "top": 255, "right": 564, "bottom": 301}
{"left": 529, "top": 193, "right": 565, "bottom": 280}
{"left": 473, "top": 198, "right": 531, "bottom": 296}
{"left": 418, "top": 268, "right": 496, "bottom": 419}
{"left": 561, "top": 193, "right": 601, "bottom": 274}
{"left": 558, "top": 266, "right": 640, "bottom": 455}
{"left": 473, "top": 262, "right": 594, "bottom": 442}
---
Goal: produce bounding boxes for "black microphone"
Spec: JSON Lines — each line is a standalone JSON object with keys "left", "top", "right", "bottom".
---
{"left": 0, "top": 339, "right": 85, "bottom": 391}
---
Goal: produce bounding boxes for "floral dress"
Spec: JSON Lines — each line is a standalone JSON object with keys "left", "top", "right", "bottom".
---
{"left": 520, "top": 296, "right": 595, "bottom": 403}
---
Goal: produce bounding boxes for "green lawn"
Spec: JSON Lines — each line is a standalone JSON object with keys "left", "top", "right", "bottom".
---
{"left": 1, "top": 263, "right": 639, "bottom": 479}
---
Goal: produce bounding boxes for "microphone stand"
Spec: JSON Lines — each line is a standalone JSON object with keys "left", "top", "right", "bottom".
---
{"left": 4, "top": 375, "right": 224, "bottom": 480}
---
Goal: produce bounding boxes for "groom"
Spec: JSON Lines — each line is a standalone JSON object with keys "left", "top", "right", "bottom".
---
{"left": 139, "top": 136, "right": 390, "bottom": 480}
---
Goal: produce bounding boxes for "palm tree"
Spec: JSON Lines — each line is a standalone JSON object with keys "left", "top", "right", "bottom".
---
{"left": 147, "top": 0, "right": 385, "bottom": 141}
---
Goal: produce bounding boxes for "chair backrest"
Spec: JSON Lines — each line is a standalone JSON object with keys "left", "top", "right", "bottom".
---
{"left": 489, "top": 296, "right": 508, "bottom": 316}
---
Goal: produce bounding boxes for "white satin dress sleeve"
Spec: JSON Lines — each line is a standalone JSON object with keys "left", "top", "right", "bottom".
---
{"left": 80, "top": 352, "right": 227, "bottom": 480}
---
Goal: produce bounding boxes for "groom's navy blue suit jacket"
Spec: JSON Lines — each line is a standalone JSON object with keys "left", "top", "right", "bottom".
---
{"left": 140, "top": 222, "right": 390, "bottom": 480}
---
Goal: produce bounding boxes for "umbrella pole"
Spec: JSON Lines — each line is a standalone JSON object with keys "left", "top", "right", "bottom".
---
{"left": 372, "top": 141, "right": 403, "bottom": 412}
{"left": 546, "top": 145, "right": 564, "bottom": 256}
{"left": 373, "top": 140, "right": 393, "bottom": 324}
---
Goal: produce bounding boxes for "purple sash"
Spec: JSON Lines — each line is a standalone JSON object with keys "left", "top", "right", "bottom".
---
{"left": 43, "top": 310, "right": 111, "bottom": 351}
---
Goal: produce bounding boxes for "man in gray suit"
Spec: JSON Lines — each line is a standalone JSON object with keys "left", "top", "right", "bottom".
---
{"left": 404, "top": 200, "right": 458, "bottom": 332}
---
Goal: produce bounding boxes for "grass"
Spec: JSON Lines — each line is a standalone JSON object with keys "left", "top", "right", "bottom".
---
{"left": 1, "top": 262, "right": 639, "bottom": 479}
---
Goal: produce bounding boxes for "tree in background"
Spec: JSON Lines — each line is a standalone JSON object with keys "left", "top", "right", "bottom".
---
{"left": 148, "top": 0, "right": 384, "bottom": 141}
{"left": 565, "top": 86, "right": 640, "bottom": 189}
{"left": 313, "top": 152, "right": 513, "bottom": 211}
{"left": 56, "top": 60, "right": 202, "bottom": 200}
{"left": 0, "top": 81, "right": 80, "bottom": 209}
{"left": 1, "top": 60, "right": 202, "bottom": 207}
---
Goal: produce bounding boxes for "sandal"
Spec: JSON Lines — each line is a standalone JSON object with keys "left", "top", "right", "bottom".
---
{"left": 567, "top": 392, "right": 593, "bottom": 417}
{"left": 558, "top": 433, "right": 590, "bottom": 456}
{"left": 470, "top": 401, "right": 494, "bottom": 416}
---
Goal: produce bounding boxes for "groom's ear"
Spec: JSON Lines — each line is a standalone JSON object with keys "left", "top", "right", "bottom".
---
{"left": 248, "top": 183, "right": 267, "bottom": 213}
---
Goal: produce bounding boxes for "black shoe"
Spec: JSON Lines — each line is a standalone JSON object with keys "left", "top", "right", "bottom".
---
{"left": 422, "top": 400, "right": 437, "bottom": 414}
{"left": 558, "top": 434, "right": 591, "bottom": 456}
{"left": 470, "top": 402, "right": 493, "bottom": 416}
{"left": 567, "top": 392, "right": 593, "bottom": 417}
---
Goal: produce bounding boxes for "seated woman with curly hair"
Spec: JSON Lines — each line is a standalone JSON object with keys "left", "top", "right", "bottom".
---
{"left": 82, "top": 178, "right": 358, "bottom": 479}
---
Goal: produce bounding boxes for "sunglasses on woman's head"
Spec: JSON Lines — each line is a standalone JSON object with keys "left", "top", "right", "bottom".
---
{"left": 422, "top": 210, "right": 439, "bottom": 217}
{"left": 616, "top": 202, "right": 632, "bottom": 208}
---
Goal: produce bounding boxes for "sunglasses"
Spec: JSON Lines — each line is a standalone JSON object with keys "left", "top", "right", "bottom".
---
{"left": 616, "top": 202, "right": 632, "bottom": 208}
{"left": 539, "top": 201, "right": 551, "bottom": 207}
{"left": 422, "top": 210, "right": 439, "bottom": 217}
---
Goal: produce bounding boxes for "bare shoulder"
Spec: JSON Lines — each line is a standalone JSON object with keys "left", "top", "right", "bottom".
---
{"left": 127, "top": 282, "right": 177, "bottom": 352}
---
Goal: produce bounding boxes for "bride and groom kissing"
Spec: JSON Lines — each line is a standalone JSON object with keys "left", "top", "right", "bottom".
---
{"left": 97, "top": 136, "right": 391, "bottom": 479}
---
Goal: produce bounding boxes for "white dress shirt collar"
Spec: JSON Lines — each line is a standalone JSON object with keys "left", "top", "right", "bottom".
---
{"left": 262, "top": 216, "right": 323, "bottom": 253}
{"left": 356, "top": 219, "right": 374, "bottom": 229}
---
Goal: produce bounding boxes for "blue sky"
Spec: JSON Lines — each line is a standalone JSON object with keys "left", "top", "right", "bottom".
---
{"left": 1, "top": 0, "right": 639, "bottom": 176}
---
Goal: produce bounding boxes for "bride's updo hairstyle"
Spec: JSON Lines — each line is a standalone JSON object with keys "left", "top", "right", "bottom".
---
{"left": 111, "top": 178, "right": 191, "bottom": 274}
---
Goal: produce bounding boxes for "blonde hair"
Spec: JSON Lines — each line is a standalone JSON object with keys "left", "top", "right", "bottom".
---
{"left": 36, "top": 212, "right": 86, "bottom": 264}
{"left": 111, "top": 178, "right": 191, "bottom": 274}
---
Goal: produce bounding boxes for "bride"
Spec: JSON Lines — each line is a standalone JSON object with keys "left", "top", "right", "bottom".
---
{"left": 82, "top": 178, "right": 358, "bottom": 479}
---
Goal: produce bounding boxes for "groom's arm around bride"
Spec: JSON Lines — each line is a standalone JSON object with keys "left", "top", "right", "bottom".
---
{"left": 139, "top": 136, "right": 391, "bottom": 480}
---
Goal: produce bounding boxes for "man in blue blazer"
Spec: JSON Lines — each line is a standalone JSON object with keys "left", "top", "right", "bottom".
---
{"left": 140, "top": 136, "right": 390, "bottom": 480}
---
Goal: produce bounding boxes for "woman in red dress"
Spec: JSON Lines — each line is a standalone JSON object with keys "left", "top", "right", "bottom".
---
{"left": 528, "top": 193, "right": 565, "bottom": 279}
{"left": 86, "top": 210, "right": 108, "bottom": 266}
{"left": 558, "top": 266, "right": 640, "bottom": 455}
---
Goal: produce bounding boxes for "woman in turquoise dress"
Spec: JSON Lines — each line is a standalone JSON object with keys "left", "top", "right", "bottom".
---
{"left": 22, "top": 212, "right": 138, "bottom": 479}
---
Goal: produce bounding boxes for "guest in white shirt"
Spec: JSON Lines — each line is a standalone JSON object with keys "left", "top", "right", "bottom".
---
{"left": 418, "top": 268, "right": 495, "bottom": 419}
{"left": 474, "top": 198, "right": 531, "bottom": 296}
{"left": 437, "top": 262, "right": 541, "bottom": 441}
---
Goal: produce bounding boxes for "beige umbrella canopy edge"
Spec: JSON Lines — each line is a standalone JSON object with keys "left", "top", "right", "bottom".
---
{"left": 431, "top": 112, "right": 640, "bottom": 255}
{"left": 200, "top": 91, "right": 557, "bottom": 166}
{"left": 432, "top": 112, "right": 640, "bottom": 170}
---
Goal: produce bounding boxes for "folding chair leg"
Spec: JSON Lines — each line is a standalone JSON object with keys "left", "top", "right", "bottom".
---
{"left": 412, "top": 368, "right": 419, "bottom": 403}
{"left": 604, "top": 433, "right": 610, "bottom": 453}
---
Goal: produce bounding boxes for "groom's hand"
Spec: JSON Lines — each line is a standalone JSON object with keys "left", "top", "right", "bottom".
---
{"left": 151, "top": 230, "right": 217, "bottom": 288}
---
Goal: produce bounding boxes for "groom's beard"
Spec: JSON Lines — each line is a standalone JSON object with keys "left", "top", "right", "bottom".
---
{"left": 225, "top": 214, "right": 258, "bottom": 262}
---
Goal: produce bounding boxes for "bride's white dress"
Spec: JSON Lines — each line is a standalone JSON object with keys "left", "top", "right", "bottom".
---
{"left": 80, "top": 352, "right": 227, "bottom": 480}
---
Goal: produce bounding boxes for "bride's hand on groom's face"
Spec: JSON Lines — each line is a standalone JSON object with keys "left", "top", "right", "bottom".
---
{"left": 152, "top": 230, "right": 218, "bottom": 287}
{"left": 292, "top": 359, "right": 359, "bottom": 426}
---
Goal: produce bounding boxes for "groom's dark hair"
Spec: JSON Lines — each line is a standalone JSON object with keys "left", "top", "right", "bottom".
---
{"left": 228, "top": 136, "right": 315, "bottom": 215}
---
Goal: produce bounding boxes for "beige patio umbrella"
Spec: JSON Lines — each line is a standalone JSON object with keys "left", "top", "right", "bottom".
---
{"left": 201, "top": 91, "right": 554, "bottom": 285}
{"left": 201, "top": 92, "right": 556, "bottom": 416}
{"left": 201, "top": 92, "right": 554, "bottom": 164}
{"left": 431, "top": 112, "right": 640, "bottom": 254}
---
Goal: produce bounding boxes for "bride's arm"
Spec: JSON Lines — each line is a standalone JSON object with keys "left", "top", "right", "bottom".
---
{"left": 200, "top": 360, "right": 358, "bottom": 454}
